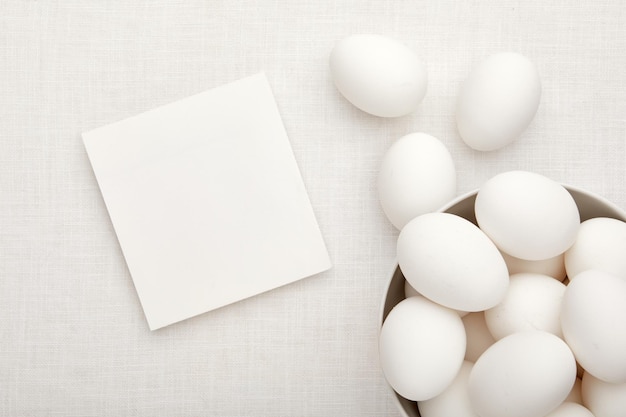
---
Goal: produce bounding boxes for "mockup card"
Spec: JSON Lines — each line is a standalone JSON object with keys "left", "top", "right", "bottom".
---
{"left": 83, "top": 73, "right": 331, "bottom": 330}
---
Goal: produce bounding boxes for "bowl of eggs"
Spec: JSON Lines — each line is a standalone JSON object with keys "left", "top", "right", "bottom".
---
{"left": 379, "top": 171, "right": 626, "bottom": 417}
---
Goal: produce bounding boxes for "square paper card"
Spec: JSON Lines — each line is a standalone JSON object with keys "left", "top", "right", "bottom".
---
{"left": 84, "top": 73, "right": 331, "bottom": 330}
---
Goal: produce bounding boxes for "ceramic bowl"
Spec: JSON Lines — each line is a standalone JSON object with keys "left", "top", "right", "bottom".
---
{"left": 380, "top": 185, "right": 626, "bottom": 417}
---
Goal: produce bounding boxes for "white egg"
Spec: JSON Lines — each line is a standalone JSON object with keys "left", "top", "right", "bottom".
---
{"left": 397, "top": 212, "right": 509, "bottom": 311}
{"left": 456, "top": 52, "right": 541, "bottom": 151}
{"left": 485, "top": 273, "right": 566, "bottom": 340}
{"left": 404, "top": 280, "right": 469, "bottom": 317}
{"left": 565, "top": 377, "right": 583, "bottom": 404}
{"left": 418, "top": 361, "right": 479, "bottom": 417}
{"left": 543, "top": 402, "right": 594, "bottom": 417}
{"left": 329, "top": 34, "right": 427, "bottom": 117}
{"left": 379, "top": 296, "right": 466, "bottom": 401}
{"left": 475, "top": 171, "right": 580, "bottom": 260}
{"left": 500, "top": 250, "right": 566, "bottom": 281}
{"left": 561, "top": 270, "right": 626, "bottom": 383}
{"left": 468, "top": 331, "right": 576, "bottom": 417}
{"left": 565, "top": 217, "right": 626, "bottom": 280}
{"left": 378, "top": 133, "right": 456, "bottom": 229}
{"left": 462, "top": 312, "right": 496, "bottom": 363}
{"left": 582, "top": 371, "right": 626, "bottom": 417}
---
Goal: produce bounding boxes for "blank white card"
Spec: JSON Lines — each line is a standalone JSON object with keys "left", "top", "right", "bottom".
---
{"left": 83, "top": 73, "right": 331, "bottom": 330}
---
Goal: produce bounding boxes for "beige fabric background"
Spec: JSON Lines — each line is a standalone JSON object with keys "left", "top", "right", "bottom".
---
{"left": 1, "top": 1, "right": 625, "bottom": 416}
